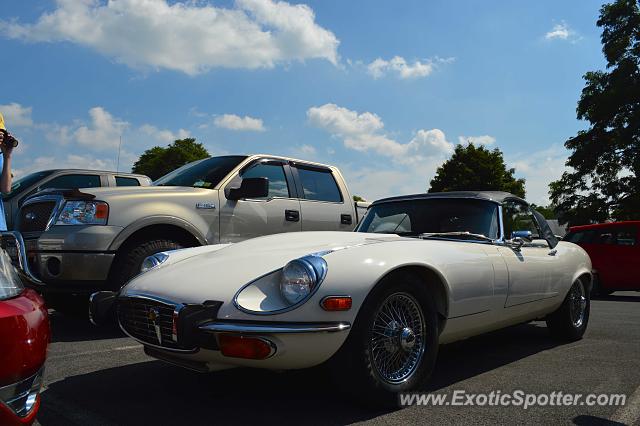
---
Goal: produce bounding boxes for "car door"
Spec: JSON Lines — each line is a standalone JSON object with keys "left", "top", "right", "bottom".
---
{"left": 498, "top": 200, "right": 557, "bottom": 307}
{"left": 218, "top": 159, "right": 301, "bottom": 243}
{"left": 291, "top": 164, "right": 355, "bottom": 231}
{"left": 604, "top": 225, "right": 638, "bottom": 289}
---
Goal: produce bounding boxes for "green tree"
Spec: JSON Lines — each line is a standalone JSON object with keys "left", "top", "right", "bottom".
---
{"left": 353, "top": 195, "right": 367, "bottom": 202}
{"left": 132, "top": 138, "right": 209, "bottom": 180}
{"left": 550, "top": 0, "right": 640, "bottom": 226}
{"left": 428, "top": 143, "right": 526, "bottom": 198}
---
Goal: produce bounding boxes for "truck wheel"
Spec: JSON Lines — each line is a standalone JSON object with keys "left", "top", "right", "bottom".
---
{"left": 546, "top": 277, "right": 590, "bottom": 341}
{"left": 110, "top": 239, "right": 184, "bottom": 290}
{"left": 328, "top": 275, "right": 439, "bottom": 407}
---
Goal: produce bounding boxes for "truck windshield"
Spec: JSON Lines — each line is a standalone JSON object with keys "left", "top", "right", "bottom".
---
{"left": 3, "top": 170, "right": 54, "bottom": 200}
{"left": 356, "top": 198, "right": 500, "bottom": 240}
{"left": 153, "top": 156, "right": 247, "bottom": 188}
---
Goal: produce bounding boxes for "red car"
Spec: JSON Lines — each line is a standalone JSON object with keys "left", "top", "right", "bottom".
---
{"left": 0, "top": 252, "right": 49, "bottom": 425}
{"left": 564, "top": 221, "right": 639, "bottom": 295}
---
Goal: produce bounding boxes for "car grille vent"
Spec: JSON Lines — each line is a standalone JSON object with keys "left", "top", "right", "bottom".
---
{"left": 118, "top": 298, "right": 182, "bottom": 350}
{"left": 18, "top": 202, "right": 56, "bottom": 233}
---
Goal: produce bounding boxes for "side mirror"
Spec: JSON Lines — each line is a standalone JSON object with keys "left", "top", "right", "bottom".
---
{"left": 227, "top": 177, "right": 269, "bottom": 201}
{"left": 511, "top": 230, "right": 533, "bottom": 242}
{"left": 508, "top": 230, "right": 533, "bottom": 251}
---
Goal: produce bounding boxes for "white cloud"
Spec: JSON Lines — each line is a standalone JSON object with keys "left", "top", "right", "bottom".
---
{"left": 140, "top": 124, "right": 190, "bottom": 143}
{"left": 507, "top": 145, "right": 569, "bottom": 205}
{"left": 366, "top": 56, "right": 453, "bottom": 79}
{"left": 214, "top": 114, "right": 265, "bottom": 132}
{"left": 0, "top": 103, "right": 33, "bottom": 127}
{"left": 294, "top": 144, "right": 317, "bottom": 157}
{"left": 544, "top": 22, "right": 579, "bottom": 42}
{"left": 0, "top": 0, "right": 339, "bottom": 75}
{"left": 458, "top": 135, "right": 496, "bottom": 146}
{"left": 307, "top": 103, "right": 453, "bottom": 163}
{"left": 73, "top": 107, "right": 129, "bottom": 151}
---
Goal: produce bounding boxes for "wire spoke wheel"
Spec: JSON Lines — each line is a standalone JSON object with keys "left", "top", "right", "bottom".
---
{"left": 370, "top": 292, "right": 426, "bottom": 384}
{"left": 569, "top": 279, "right": 587, "bottom": 328}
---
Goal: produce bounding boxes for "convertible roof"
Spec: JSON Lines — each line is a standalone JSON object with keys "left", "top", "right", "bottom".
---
{"left": 371, "top": 191, "right": 526, "bottom": 205}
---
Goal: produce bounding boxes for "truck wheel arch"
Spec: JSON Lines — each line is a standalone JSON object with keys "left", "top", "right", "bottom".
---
{"left": 108, "top": 216, "right": 207, "bottom": 252}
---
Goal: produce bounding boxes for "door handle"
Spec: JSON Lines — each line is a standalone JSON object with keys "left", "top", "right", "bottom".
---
{"left": 285, "top": 209, "right": 300, "bottom": 222}
{"left": 341, "top": 214, "right": 353, "bottom": 225}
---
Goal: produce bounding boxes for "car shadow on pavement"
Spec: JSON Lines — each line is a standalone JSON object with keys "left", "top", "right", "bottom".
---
{"left": 38, "top": 322, "right": 568, "bottom": 425}
{"left": 573, "top": 414, "right": 625, "bottom": 425}
{"left": 591, "top": 293, "right": 640, "bottom": 303}
{"left": 427, "top": 321, "right": 562, "bottom": 391}
{"left": 48, "top": 311, "right": 124, "bottom": 343}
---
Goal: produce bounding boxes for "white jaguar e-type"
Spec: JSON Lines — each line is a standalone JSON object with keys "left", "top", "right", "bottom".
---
{"left": 90, "top": 191, "right": 592, "bottom": 404}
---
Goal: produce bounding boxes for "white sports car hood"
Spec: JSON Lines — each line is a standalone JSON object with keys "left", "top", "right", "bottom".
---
{"left": 121, "top": 231, "right": 401, "bottom": 304}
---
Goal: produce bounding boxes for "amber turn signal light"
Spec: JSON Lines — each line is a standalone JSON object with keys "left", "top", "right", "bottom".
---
{"left": 321, "top": 296, "right": 352, "bottom": 311}
{"left": 219, "top": 334, "right": 274, "bottom": 360}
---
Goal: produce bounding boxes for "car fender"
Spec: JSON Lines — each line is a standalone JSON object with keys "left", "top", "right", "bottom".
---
{"left": 108, "top": 215, "right": 208, "bottom": 251}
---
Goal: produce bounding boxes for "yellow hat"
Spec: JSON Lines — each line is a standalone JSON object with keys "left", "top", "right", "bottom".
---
{"left": 0, "top": 112, "right": 5, "bottom": 131}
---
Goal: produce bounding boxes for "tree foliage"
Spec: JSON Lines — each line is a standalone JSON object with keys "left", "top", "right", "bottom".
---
{"left": 428, "top": 143, "right": 526, "bottom": 198}
{"left": 353, "top": 195, "right": 367, "bottom": 202}
{"left": 550, "top": 0, "right": 640, "bottom": 225}
{"left": 132, "top": 138, "right": 209, "bottom": 181}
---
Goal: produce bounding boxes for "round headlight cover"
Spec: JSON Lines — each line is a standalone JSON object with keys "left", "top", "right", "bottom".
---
{"left": 140, "top": 252, "right": 170, "bottom": 273}
{"left": 280, "top": 255, "right": 328, "bottom": 305}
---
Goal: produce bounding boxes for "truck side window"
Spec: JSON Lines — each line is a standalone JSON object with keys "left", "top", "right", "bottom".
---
{"left": 40, "top": 174, "right": 101, "bottom": 190}
{"left": 295, "top": 167, "right": 342, "bottom": 203}
{"left": 240, "top": 163, "right": 290, "bottom": 198}
{"left": 615, "top": 227, "right": 637, "bottom": 246}
{"left": 116, "top": 177, "right": 141, "bottom": 187}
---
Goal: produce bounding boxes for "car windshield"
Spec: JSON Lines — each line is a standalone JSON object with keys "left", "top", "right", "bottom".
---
{"left": 2, "top": 170, "right": 54, "bottom": 200}
{"left": 153, "top": 156, "right": 247, "bottom": 188}
{"left": 356, "top": 198, "right": 500, "bottom": 240}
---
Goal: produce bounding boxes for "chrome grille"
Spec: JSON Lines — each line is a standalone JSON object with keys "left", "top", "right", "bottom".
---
{"left": 118, "top": 298, "right": 181, "bottom": 350}
{"left": 18, "top": 202, "right": 56, "bottom": 233}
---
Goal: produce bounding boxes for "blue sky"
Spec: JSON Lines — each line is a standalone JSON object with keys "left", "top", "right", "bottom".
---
{"left": 0, "top": 0, "right": 606, "bottom": 204}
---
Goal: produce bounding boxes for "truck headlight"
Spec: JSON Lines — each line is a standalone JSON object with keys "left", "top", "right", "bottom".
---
{"left": 55, "top": 201, "right": 109, "bottom": 225}
{"left": 280, "top": 255, "right": 328, "bottom": 305}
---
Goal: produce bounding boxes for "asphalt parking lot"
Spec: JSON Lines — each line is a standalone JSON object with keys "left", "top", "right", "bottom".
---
{"left": 35, "top": 292, "right": 640, "bottom": 426}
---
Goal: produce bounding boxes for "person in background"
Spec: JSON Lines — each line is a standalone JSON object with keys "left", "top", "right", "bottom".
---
{"left": 0, "top": 112, "right": 16, "bottom": 231}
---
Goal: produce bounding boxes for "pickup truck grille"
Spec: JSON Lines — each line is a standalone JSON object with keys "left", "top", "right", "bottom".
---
{"left": 118, "top": 298, "right": 182, "bottom": 350}
{"left": 18, "top": 202, "right": 56, "bottom": 233}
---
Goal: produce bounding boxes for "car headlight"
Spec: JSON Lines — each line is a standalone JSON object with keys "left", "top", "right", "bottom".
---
{"left": 140, "top": 252, "right": 171, "bottom": 273}
{"left": 280, "top": 255, "right": 328, "bottom": 305}
{"left": 0, "top": 249, "right": 23, "bottom": 300}
{"left": 55, "top": 200, "right": 109, "bottom": 225}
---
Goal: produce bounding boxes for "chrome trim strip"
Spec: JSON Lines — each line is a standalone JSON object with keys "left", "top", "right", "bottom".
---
{"left": 199, "top": 321, "right": 351, "bottom": 334}
{"left": 0, "top": 231, "right": 44, "bottom": 285}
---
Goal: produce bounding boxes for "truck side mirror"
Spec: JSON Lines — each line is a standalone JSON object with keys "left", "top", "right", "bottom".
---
{"left": 227, "top": 177, "right": 269, "bottom": 200}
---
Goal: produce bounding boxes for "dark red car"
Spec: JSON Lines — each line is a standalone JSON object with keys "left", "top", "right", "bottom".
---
{"left": 0, "top": 251, "right": 49, "bottom": 425}
{"left": 564, "top": 221, "right": 639, "bottom": 295}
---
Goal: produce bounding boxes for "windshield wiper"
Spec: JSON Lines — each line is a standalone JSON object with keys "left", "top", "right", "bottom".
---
{"left": 418, "top": 232, "right": 493, "bottom": 242}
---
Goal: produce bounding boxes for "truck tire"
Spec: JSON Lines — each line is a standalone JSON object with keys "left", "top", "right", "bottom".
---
{"left": 110, "top": 239, "right": 184, "bottom": 290}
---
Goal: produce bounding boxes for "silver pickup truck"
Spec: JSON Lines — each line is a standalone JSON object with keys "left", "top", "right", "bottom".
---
{"left": 5, "top": 154, "right": 368, "bottom": 303}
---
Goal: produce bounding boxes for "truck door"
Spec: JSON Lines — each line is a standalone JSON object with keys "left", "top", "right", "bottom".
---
{"left": 291, "top": 165, "right": 355, "bottom": 231}
{"left": 218, "top": 160, "right": 301, "bottom": 243}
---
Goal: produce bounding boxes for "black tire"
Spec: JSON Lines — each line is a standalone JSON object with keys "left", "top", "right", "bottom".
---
{"left": 328, "top": 274, "right": 439, "bottom": 408}
{"left": 109, "top": 239, "right": 184, "bottom": 290}
{"left": 546, "top": 277, "right": 590, "bottom": 341}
